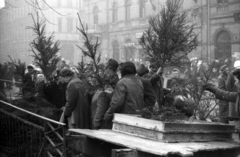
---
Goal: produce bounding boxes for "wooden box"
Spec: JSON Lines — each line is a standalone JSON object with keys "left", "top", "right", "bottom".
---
{"left": 112, "top": 114, "right": 235, "bottom": 143}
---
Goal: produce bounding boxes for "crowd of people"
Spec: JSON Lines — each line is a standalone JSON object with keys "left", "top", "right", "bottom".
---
{"left": 2, "top": 55, "right": 240, "bottom": 131}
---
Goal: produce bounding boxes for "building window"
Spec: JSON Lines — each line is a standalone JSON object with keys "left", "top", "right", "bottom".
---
{"left": 67, "top": 19, "right": 73, "bottom": 33}
{"left": 217, "top": 0, "right": 228, "bottom": 4}
{"left": 112, "top": 2, "right": 118, "bottom": 23}
{"left": 58, "top": 18, "right": 62, "bottom": 32}
{"left": 125, "top": 0, "right": 131, "bottom": 21}
{"left": 93, "top": 6, "right": 99, "bottom": 25}
{"left": 57, "top": 0, "right": 61, "bottom": 7}
{"left": 139, "top": 0, "right": 147, "bottom": 18}
{"left": 67, "top": 0, "right": 72, "bottom": 7}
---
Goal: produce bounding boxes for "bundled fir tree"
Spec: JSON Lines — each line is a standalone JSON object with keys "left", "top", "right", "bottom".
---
{"left": 27, "top": 14, "right": 60, "bottom": 81}
{"left": 139, "top": 0, "right": 198, "bottom": 68}
{"left": 76, "top": 13, "right": 108, "bottom": 93}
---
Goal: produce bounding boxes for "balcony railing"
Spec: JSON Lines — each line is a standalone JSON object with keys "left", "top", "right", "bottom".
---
{"left": 0, "top": 100, "right": 66, "bottom": 157}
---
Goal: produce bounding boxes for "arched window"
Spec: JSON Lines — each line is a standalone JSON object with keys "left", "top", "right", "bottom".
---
{"left": 112, "top": 2, "right": 118, "bottom": 23}
{"left": 125, "top": 0, "right": 131, "bottom": 21}
{"left": 139, "top": 0, "right": 147, "bottom": 18}
{"left": 93, "top": 6, "right": 99, "bottom": 25}
{"left": 215, "top": 30, "right": 231, "bottom": 59}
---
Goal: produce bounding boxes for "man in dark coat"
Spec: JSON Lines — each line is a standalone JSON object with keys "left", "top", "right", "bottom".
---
{"left": 144, "top": 60, "right": 164, "bottom": 107}
{"left": 104, "top": 61, "right": 144, "bottom": 121}
{"left": 136, "top": 64, "right": 156, "bottom": 108}
{"left": 59, "top": 68, "right": 91, "bottom": 129}
{"left": 217, "top": 65, "right": 229, "bottom": 123}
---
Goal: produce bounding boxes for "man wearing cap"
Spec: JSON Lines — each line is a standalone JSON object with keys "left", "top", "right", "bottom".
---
{"left": 218, "top": 65, "right": 229, "bottom": 123}
{"left": 104, "top": 61, "right": 144, "bottom": 121}
{"left": 91, "top": 59, "right": 119, "bottom": 129}
{"left": 59, "top": 68, "right": 91, "bottom": 129}
{"left": 144, "top": 59, "right": 164, "bottom": 107}
{"left": 22, "top": 64, "right": 36, "bottom": 95}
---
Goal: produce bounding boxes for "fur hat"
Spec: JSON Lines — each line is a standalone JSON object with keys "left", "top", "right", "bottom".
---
{"left": 106, "top": 59, "right": 119, "bottom": 71}
{"left": 59, "top": 68, "right": 74, "bottom": 77}
{"left": 27, "top": 64, "right": 35, "bottom": 70}
{"left": 121, "top": 61, "right": 136, "bottom": 77}
{"left": 137, "top": 64, "right": 149, "bottom": 77}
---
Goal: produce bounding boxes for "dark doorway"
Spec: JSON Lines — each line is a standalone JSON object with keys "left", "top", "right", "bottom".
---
{"left": 215, "top": 30, "right": 231, "bottom": 59}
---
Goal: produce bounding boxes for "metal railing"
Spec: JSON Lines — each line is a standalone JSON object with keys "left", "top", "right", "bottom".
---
{"left": 0, "top": 100, "right": 66, "bottom": 157}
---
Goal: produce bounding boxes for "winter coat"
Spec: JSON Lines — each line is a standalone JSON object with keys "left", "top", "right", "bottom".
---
{"left": 214, "top": 88, "right": 240, "bottom": 117}
{"left": 144, "top": 71, "right": 164, "bottom": 106}
{"left": 137, "top": 64, "right": 149, "bottom": 77}
{"left": 226, "top": 73, "right": 239, "bottom": 119}
{"left": 91, "top": 90, "right": 112, "bottom": 129}
{"left": 138, "top": 77, "right": 156, "bottom": 107}
{"left": 64, "top": 76, "right": 91, "bottom": 129}
{"left": 217, "top": 73, "right": 229, "bottom": 123}
{"left": 104, "top": 75, "right": 144, "bottom": 120}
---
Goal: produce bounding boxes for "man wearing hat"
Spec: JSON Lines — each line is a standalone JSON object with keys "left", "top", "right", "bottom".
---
{"left": 144, "top": 59, "right": 164, "bottom": 107}
{"left": 103, "top": 61, "right": 144, "bottom": 121}
{"left": 104, "top": 59, "right": 119, "bottom": 88}
{"left": 59, "top": 68, "right": 91, "bottom": 129}
{"left": 218, "top": 65, "right": 229, "bottom": 123}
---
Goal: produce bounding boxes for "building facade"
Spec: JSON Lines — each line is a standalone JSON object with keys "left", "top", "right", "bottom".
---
{"left": 182, "top": 0, "right": 240, "bottom": 62}
{"left": 84, "top": 0, "right": 167, "bottom": 65}
{"left": 0, "top": 0, "right": 84, "bottom": 65}
{"left": 84, "top": 0, "right": 240, "bottom": 64}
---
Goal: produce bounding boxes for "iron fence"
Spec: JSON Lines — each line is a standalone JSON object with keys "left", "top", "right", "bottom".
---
{"left": 0, "top": 100, "right": 66, "bottom": 157}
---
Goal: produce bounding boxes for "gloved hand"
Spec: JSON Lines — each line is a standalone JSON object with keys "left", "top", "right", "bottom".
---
{"left": 203, "top": 83, "right": 217, "bottom": 94}
{"left": 103, "top": 113, "right": 113, "bottom": 122}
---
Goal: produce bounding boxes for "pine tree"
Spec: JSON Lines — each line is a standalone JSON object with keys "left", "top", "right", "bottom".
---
{"left": 76, "top": 13, "right": 107, "bottom": 92}
{"left": 139, "top": 0, "right": 198, "bottom": 68}
{"left": 27, "top": 14, "right": 60, "bottom": 81}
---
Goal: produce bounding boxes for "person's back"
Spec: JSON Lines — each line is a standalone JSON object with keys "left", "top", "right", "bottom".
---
{"left": 104, "top": 62, "right": 144, "bottom": 120}
{"left": 117, "top": 75, "right": 144, "bottom": 113}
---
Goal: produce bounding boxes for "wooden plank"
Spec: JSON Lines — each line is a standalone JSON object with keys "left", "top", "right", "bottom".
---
{"left": 113, "top": 114, "right": 235, "bottom": 133}
{"left": 68, "top": 129, "right": 240, "bottom": 157}
{"left": 112, "top": 149, "right": 138, "bottom": 157}
{"left": 113, "top": 122, "right": 232, "bottom": 142}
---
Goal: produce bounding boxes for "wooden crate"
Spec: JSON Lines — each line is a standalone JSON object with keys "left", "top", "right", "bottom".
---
{"left": 112, "top": 114, "right": 235, "bottom": 143}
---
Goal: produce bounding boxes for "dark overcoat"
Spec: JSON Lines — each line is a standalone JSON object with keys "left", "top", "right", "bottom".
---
{"left": 64, "top": 76, "right": 91, "bottom": 129}
{"left": 104, "top": 75, "right": 144, "bottom": 119}
{"left": 144, "top": 72, "right": 164, "bottom": 106}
